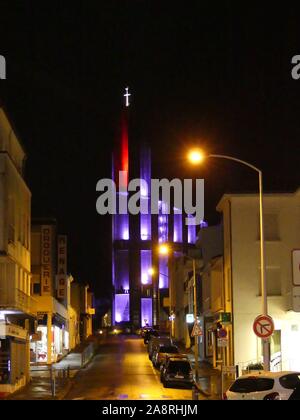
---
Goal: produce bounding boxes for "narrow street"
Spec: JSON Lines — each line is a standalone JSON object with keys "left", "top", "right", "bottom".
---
{"left": 64, "top": 335, "right": 195, "bottom": 400}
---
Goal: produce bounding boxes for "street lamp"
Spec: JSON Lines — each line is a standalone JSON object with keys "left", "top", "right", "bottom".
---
{"left": 188, "top": 149, "right": 270, "bottom": 371}
{"left": 156, "top": 245, "right": 200, "bottom": 380}
{"left": 158, "top": 244, "right": 170, "bottom": 256}
{"left": 184, "top": 255, "right": 200, "bottom": 381}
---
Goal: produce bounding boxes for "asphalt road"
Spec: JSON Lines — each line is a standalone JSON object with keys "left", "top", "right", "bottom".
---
{"left": 64, "top": 335, "right": 195, "bottom": 400}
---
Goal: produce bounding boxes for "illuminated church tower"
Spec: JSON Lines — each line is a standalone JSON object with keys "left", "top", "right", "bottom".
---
{"left": 112, "top": 88, "right": 197, "bottom": 329}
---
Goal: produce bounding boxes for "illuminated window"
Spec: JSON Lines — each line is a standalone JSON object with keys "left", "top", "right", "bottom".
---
{"left": 115, "top": 294, "right": 130, "bottom": 323}
{"left": 141, "top": 250, "right": 152, "bottom": 285}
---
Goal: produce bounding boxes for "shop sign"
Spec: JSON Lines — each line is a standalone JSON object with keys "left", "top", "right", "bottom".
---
{"left": 41, "top": 226, "right": 53, "bottom": 295}
{"left": 57, "top": 235, "right": 67, "bottom": 300}
{"left": 0, "top": 324, "right": 27, "bottom": 340}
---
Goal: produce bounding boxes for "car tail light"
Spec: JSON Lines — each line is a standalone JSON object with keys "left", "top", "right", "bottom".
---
{"left": 223, "top": 393, "right": 228, "bottom": 400}
{"left": 263, "top": 392, "right": 280, "bottom": 400}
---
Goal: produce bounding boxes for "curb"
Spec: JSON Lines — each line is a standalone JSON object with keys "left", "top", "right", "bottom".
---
{"left": 57, "top": 352, "right": 97, "bottom": 400}
{"left": 56, "top": 379, "right": 76, "bottom": 400}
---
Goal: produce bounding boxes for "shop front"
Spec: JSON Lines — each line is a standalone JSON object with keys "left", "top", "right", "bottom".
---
{"left": 30, "top": 313, "right": 69, "bottom": 364}
{"left": 0, "top": 323, "right": 29, "bottom": 395}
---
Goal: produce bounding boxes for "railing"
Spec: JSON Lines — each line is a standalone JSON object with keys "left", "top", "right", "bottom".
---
{"left": 81, "top": 343, "right": 96, "bottom": 367}
{"left": 0, "top": 288, "right": 37, "bottom": 316}
{"left": 271, "top": 353, "right": 282, "bottom": 372}
{"left": 238, "top": 354, "right": 283, "bottom": 374}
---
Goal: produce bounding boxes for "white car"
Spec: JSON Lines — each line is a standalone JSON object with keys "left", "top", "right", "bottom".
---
{"left": 225, "top": 371, "right": 300, "bottom": 400}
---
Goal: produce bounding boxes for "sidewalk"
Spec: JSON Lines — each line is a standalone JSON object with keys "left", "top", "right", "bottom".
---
{"left": 6, "top": 339, "right": 98, "bottom": 400}
{"left": 176, "top": 343, "right": 232, "bottom": 399}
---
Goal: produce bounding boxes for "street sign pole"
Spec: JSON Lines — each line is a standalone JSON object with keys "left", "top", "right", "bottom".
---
{"left": 193, "top": 258, "right": 199, "bottom": 382}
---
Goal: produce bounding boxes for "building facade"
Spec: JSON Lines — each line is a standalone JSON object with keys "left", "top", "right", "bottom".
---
{"left": 111, "top": 91, "right": 197, "bottom": 329}
{"left": 71, "top": 283, "right": 95, "bottom": 342}
{"left": 30, "top": 220, "right": 74, "bottom": 364}
{"left": 0, "top": 107, "right": 36, "bottom": 395}
{"left": 200, "top": 190, "right": 300, "bottom": 371}
{"left": 169, "top": 255, "right": 202, "bottom": 350}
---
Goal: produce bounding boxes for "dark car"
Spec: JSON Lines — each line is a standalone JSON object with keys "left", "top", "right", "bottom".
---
{"left": 143, "top": 328, "right": 159, "bottom": 344}
{"left": 160, "top": 354, "right": 189, "bottom": 379}
{"left": 161, "top": 357, "right": 194, "bottom": 388}
{"left": 152, "top": 344, "right": 179, "bottom": 368}
{"left": 140, "top": 326, "right": 152, "bottom": 338}
{"left": 148, "top": 335, "right": 172, "bottom": 361}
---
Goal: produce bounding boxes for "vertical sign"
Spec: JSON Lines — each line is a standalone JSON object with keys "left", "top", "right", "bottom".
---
{"left": 292, "top": 250, "right": 300, "bottom": 286}
{"left": 57, "top": 235, "right": 67, "bottom": 300}
{"left": 41, "top": 226, "right": 52, "bottom": 295}
{"left": 292, "top": 250, "right": 300, "bottom": 312}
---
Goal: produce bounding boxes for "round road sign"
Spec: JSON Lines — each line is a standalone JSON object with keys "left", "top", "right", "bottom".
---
{"left": 253, "top": 315, "right": 275, "bottom": 339}
{"left": 218, "top": 328, "right": 227, "bottom": 339}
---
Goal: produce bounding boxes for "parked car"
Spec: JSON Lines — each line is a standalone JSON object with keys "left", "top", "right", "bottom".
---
{"left": 152, "top": 344, "right": 179, "bottom": 368}
{"left": 143, "top": 328, "right": 159, "bottom": 344}
{"left": 148, "top": 335, "right": 172, "bottom": 361}
{"left": 160, "top": 357, "right": 194, "bottom": 388}
{"left": 140, "top": 326, "right": 153, "bottom": 338}
{"left": 225, "top": 371, "right": 300, "bottom": 400}
{"left": 160, "top": 354, "right": 190, "bottom": 379}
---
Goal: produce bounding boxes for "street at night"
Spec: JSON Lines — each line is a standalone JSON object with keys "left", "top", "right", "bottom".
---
{"left": 64, "top": 335, "right": 194, "bottom": 401}
{"left": 1, "top": 1, "right": 300, "bottom": 409}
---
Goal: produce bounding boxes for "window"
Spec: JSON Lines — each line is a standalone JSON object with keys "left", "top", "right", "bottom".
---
{"left": 230, "top": 378, "right": 274, "bottom": 393}
{"left": 167, "top": 361, "right": 191, "bottom": 374}
{"left": 159, "top": 346, "right": 178, "bottom": 354}
{"left": 33, "top": 283, "right": 41, "bottom": 295}
{"left": 279, "top": 374, "right": 300, "bottom": 390}
{"left": 8, "top": 196, "right": 15, "bottom": 244}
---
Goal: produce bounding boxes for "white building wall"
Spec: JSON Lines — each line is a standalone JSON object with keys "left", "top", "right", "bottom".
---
{"left": 220, "top": 191, "right": 300, "bottom": 370}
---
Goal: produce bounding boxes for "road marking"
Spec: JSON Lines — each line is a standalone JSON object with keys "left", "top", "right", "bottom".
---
{"left": 150, "top": 360, "right": 162, "bottom": 386}
{"left": 118, "top": 394, "right": 128, "bottom": 399}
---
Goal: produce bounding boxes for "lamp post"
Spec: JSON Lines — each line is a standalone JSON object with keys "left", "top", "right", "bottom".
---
{"left": 155, "top": 245, "right": 200, "bottom": 380}
{"left": 184, "top": 255, "right": 199, "bottom": 381}
{"left": 150, "top": 244, "right": 172, "bottom": 334}
{"left": 188, "top": 149, "right": 270, "bottom": 371}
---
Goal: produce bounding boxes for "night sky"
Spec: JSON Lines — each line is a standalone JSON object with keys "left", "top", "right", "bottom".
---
{"left": 1, "top": 2, "right": 300, "bottom": 299}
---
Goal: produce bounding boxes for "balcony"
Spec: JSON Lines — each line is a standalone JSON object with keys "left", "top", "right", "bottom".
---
{"left": 0, "top": 288, "right": 37, "bottom": 317}
{"left": 87, "top": 307, "right": 95, "bottom": 316}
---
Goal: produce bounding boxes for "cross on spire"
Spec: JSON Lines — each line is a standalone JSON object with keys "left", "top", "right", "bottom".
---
{"left": 124, "top": 87, "right": 131, "bottom": 107}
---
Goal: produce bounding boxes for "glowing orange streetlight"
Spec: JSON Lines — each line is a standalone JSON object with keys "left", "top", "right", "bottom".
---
{"left": 187, "top": 149, "right": 206, "bottom": 165}
{"left": 148, "top": 267, "right": 155, "bottom": 277}
{"left": 158, "top": 244, "right": 170, "bottom": 256}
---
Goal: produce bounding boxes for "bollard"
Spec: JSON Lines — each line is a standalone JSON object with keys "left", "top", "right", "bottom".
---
{"left": 50, "top": 366, "right": 56, "bottom": 397}
{"left": 192, "top": 385, "right": 199, "bottom": 400}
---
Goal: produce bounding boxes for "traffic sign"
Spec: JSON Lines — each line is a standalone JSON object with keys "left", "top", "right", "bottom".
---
{"left": 220, "top": 312, "right": 232, "bottom": 324}
{"left": 253, "top": 315, "right": 275, "bottom": 339}
{"left": 218, "top": 338, "right": 229, "bottom": 348}
{"left": 186, "top": 314, "right": 194, "bottom": 324}
{"left": 218, "top": 328, "right": 227, "bottom": 339}
{"left": 191, "top": 321, "right": 203, "bottom": 337}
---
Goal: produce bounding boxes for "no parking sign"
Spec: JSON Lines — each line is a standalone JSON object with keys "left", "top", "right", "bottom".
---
{"left": 253, "top": 315, "right": 274, "bottom": 339}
